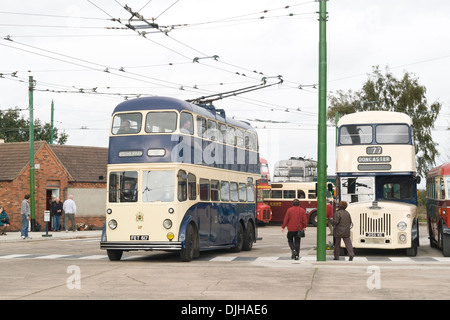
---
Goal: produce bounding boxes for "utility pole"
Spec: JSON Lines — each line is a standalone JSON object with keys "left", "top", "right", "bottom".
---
{"left": 29, "top": 76, "right": 36, "bottom": 231}
{"left": 50, "top": 100, "right": 54, "bottom": 144}
{"left": 316, "top": 0, "right": 328, "bottom": 261}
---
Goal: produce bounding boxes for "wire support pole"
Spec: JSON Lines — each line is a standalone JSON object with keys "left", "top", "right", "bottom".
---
{"left": 316, "top": 0, "right": 328, "bottom": 261}
{"left": 28, "top": 76, "right": 36, "bottom": 231}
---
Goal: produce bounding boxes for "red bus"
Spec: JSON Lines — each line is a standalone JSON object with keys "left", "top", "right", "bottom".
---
{"left": 255, "top": 158, "right": 272, "bottom": 224}
{"left": 264, "top": 181, "right": 335, "bottom": 225}
{"left": 427, "top": 162, "right": 450, "bottom": 256}
{"left": 264, "top": 182, "right": 316, "bottom": 225}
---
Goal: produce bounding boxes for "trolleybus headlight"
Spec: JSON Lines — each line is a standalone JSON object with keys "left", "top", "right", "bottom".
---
{"left": 108, "top": 219, "right": 118, "bottom": 230}
{"left": 106, "top": 208, "right": 112, "bottom": 214}
{"left": 163, "top": 219, "right": 172, "bottom": 229}
{"left": 168, "top": 208, "right": 174, "bottom": 214}
{"left": 397, "top": 221, "right": 407, "bottom": 231}
{"left": 399, "top": 234, "right": 407, "bottom": 242}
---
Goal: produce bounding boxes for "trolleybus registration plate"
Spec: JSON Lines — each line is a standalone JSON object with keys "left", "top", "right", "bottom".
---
{"left": 366, "top": 232, "right": 384, "bottom": 237}
{"left": 130, "top": 235, "right": 149, "bottom": 240}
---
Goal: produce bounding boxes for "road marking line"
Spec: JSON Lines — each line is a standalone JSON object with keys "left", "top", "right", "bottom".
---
{"left": 0, "top": 254, "right": 32, "bottom": 259}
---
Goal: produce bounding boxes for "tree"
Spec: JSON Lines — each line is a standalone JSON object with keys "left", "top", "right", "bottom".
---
{"left": 0, "top": 107, "right": 68, "bottom": 144}
{"left": 327, "top": 66, "right": 441, "bottom": 178}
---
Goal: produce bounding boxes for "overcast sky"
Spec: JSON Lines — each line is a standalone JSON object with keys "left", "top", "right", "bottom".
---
{"left": 0, "top": 0, "right": 448, "bottom": 179}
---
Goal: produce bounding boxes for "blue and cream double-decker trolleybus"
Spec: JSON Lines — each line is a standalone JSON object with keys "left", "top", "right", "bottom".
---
{"left": 100, "top": 96, "right": 260, "bottom": 261}
{"left": 336, "top": 111, "right": 420, "bottom": 256}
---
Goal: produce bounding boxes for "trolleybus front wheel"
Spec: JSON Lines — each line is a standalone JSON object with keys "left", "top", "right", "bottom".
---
{"left": 180, "top": 223, "right": 198, "bottom": 262}
{"left": 440, "top": 227, "right": 450, "bottom": 257}
{"left": 107, "top": 249, "right": 123, "bottom": 261}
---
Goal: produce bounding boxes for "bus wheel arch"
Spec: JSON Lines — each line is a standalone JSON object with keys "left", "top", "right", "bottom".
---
{"left": 180, "top": 222, "right": 199, "bottom": 262}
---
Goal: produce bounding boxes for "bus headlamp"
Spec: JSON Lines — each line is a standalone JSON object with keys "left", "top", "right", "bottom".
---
{"left": 106, "top": 208, "right": 112, "bottom": 214}
{"left": 108, "top": 219, "right": 118, "bottom": 230}
{"left": 163, "top": 219, "right": 172, "bottom": 229}
{"left": 399, "top": 234, "right": 406, "bottom": 242}
{"left": 397, "top": 221, "right": 407, "bottom": 231}
{"left": 168, "top": 208, "right": 174, "bottom": 214}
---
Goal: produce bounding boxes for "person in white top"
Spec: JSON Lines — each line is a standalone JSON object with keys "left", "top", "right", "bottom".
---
{"left": 63, "top": 195, "right": 77, "bottom": 232}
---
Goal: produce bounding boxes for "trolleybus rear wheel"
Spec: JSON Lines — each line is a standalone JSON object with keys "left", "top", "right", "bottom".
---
{"left": 243, "top": 222, "right": 255, "bottom": 251}
{"left": 232, "top": 222, "right": 244, "bottom": 252}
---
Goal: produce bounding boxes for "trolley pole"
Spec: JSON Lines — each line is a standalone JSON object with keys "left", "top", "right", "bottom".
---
{"left": 316, "top": 0, "right": 328, "bottom": 261}
{"left": 29, "top": 76, "right": 36, "bottom": 231}
{"left": 50, "top": 100, "right": 54, "bottom": 144}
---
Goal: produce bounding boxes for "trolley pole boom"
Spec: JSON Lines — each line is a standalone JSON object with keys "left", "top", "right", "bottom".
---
{"left": 316, "top": 0, "right": 328, "bottom": 261}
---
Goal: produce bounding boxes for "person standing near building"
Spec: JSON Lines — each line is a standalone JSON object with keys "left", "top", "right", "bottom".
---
{"left": 21, "top": 194, "right": 32, "bottom": 239}
{"left": 51, "top": 197, "right": 63, "bottom": 231}
{"left": 281, "top": 199, "right": 307, "bottom": 260}
{"left": 0, "top": 205, "right": 10, "bottom": 235}
{"left": 63, "top": 195, "right": 77, "bottom": 232}
{"left": 332, "top": 201, "right": 355, "bottom": 261}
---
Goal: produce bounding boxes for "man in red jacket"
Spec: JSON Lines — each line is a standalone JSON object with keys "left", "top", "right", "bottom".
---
{"left": 282, "top": 199, "right": 307, "bottom": 260}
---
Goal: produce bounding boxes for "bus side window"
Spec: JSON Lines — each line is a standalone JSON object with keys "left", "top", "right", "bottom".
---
{"left": 297, "top": 190, "right": 306, "bottom": 199}
{"left": 188, "top": 173, "right": 196, "bottom": 200}
{"left": 227, "top": 126, "right": 235, "bottom": 145}
{"left": 180, "top": 112, "right": 194, "bottom": 135}
{"left": 178, "top": 170, "right": 187, "bottom": 202}
{"left": 283, "top": 190, "right": 296, "bottom": 198}
{"left": 200, "top": 178, "right": 210, "bottom": 201}
{"left": 230, "top": 182, "right": 238, "bottom": 202}
{"left": 239, "top": 183, "right": 247, "bottom": 202}
{"left": 236, "top": 129, "right": 244, "bottom": 148}
{"left": 207, "top": 120, "right": 217, "bottom": 141}
{"left": 221, "top": 181, "right": 230, "bottom": 201}
{"left": 271, "top": 190, "right": 282, "bottom": 199}
{"left": 219, "top": 123, "right": 227, "bottom": 144}
{"left": 447, "top": 177, "right": 450, "bottom": 199}
{"left": 211, "top": 180, "right": 220, "bottom": 201}
{"left": 308, "top": 190, "right": 316, "bottom": 199}
{"left": 196, "top": 116, "right": 206, "bottom": 138}
{"left": 247, "top": 184, "right": 255, "bottom": 202}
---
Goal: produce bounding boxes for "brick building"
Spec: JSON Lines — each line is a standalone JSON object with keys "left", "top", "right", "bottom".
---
{"left": 0, "top": 141, "right": 108, "bottom": 231}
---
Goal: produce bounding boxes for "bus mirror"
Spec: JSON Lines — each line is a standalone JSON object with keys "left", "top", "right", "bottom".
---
{"left": 415, "top": 176, "right": 421, "bottom": 184}
{"left": 327, "top": 183, "right": 333, "bottom": 192}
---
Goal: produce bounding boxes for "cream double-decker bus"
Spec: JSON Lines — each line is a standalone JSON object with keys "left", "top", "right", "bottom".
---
{"left": 336, "top": 111, "right": 420, "bottom": 256}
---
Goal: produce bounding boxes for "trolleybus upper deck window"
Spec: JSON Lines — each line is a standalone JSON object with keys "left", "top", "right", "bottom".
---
{"left": 145, "top": 111, "right": 177, "bottom": 133}
{"left": 376, "top": 124, "right": 410, "bottom": 144}
{"left": 180, "top": 112, "right": 194, "bottom": 135}
{"left": 112, "top": 113, "right": 142, "bottom": 135}
{"left": 340, "top": 125, "right": 372, "bottom": 145}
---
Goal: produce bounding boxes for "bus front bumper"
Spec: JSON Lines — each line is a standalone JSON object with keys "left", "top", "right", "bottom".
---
{"left": 100, "top": 241, "right": 182, "bottom": 251}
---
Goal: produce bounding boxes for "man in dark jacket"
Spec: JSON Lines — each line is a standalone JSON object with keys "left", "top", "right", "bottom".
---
{"left": 51, "top": 197, "right": 63, "bottom": 231}
{"left": 332, "top": 201, "right": 355, "bottom": 261}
